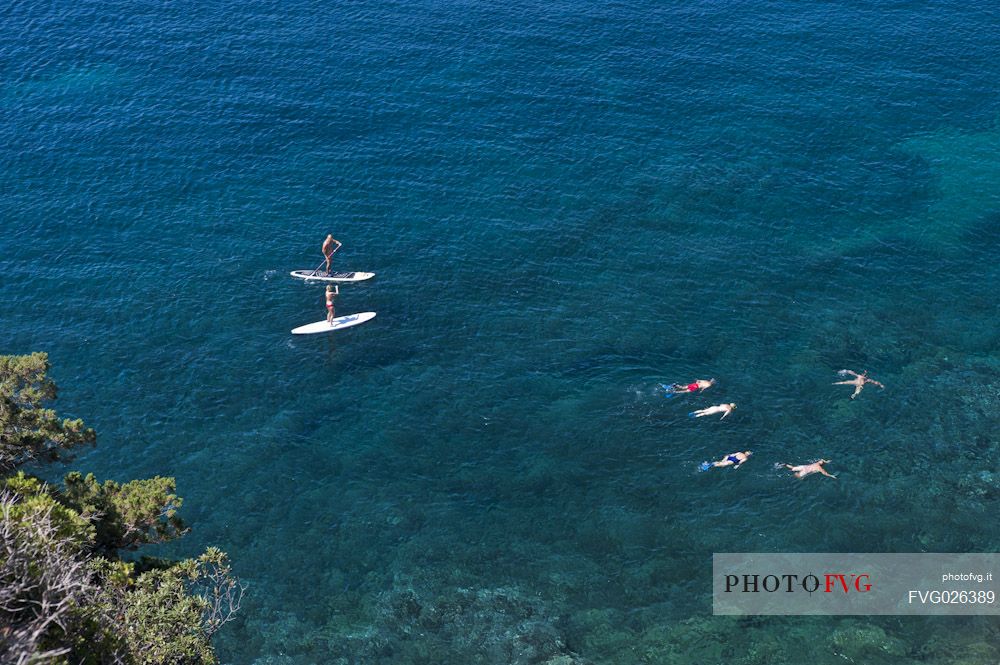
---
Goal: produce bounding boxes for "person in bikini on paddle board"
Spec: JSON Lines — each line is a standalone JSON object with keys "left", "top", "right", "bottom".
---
{"left": 326, "top": 285, "right": 339, "bottom": 324}
{"left": 322, "top": 234, "right": 342, "bottom": 275}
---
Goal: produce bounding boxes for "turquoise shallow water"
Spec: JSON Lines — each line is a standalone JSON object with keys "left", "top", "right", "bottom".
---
{"left": 3, "top": 1, "right": 1000, "bottom": 663}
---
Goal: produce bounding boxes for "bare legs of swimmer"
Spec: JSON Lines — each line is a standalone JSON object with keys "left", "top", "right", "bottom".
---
{"left": 689, "top": 403, "right": 736, "bottom": 419}
{"left": 833, "top": 370, "right": 884, "bottom": 399}
{"left": 781, "top": 459, "right": 836, "bottom": 479}
{"left": 710, "top": 450, "right": 752, "bottom": 469}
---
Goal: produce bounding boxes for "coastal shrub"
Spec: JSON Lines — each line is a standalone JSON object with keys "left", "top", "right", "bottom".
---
{"left": 0, "top": 352, "right": 243, "bottom": 664}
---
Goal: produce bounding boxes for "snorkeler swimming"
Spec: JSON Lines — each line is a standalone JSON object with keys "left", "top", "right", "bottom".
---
{"left": 780, "top": 459, "right": 836, "bottom": 479}
{"left": 689, "top": 403, "right": 736, "bottom": 419}
{"left": 833, "top": 369, "right": 884, "bottom": 399}
{"left": 699, "top": 450, "right": 752, "bottom": 471}
{"left": 662, "top": 378, "right": 715, "bottom": 397}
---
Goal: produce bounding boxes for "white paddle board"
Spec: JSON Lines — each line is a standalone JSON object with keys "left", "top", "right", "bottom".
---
{"left": 290, "top": 270, "right": 375, "bottom": 283}
{"left": 291, "top": 312, "right": 376, "bottom": 335}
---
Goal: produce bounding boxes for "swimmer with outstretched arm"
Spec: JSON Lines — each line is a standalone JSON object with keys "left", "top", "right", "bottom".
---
{"left": 780, "top": 459, "right": 836, "bottom": 479}
{"left": 689, "top": 403, "right": 736, "bottom": 419}
{"left": 701, "top": 450, "right": 752, "bottom": 471}
{"left": 833, "top": 369, "right": 884, "bottom": 399}
{"left": 662, "top": 378, "right": 715, "bottom": 397}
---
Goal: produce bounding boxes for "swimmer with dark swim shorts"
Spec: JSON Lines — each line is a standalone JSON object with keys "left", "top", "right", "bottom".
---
{"left": 700, "top": 450, "right": 752, "bottom": 471}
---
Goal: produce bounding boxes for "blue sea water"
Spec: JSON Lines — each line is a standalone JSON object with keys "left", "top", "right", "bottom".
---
{"left": 3, "top": 1, "right": 1000, "bottom": 662}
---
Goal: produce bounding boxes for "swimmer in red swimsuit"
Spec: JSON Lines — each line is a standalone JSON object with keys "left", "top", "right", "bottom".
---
{"left": 325, "top": 284, "right": 339, "bottom": 324}
{"left": 662, "top": 378, "right": 715, "bottom": 397}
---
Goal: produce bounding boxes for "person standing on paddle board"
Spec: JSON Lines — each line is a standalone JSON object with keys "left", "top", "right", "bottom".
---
{"left": 322, "top": 234, "right": 342, "bottom": 275}
{"left": 325, "top": 285, "right": 339, "bottom": 324}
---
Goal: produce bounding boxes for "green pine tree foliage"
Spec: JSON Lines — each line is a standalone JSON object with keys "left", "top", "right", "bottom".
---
{"left": 0, "top": 352, "right": 95, "bottom": 473}
{"left": 2, "top": 471, "right": 95, "bottom": 546}
{"left": 62, "top": 472, "right": 188, "bottom": 555}
{"left": 0, "top": 354, "right": 243, "bottom": 664}
{"left": 101, "top": 548, "right": 241, "bottom": 665}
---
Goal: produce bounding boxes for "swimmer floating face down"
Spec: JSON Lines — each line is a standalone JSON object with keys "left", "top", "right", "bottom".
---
{"left": 780, "top": 459, "right": 836, "bottom": 480}
{"left": 663, "top": 378, "right": 716, "bottom": 396}
{"left": 703, "top": 450, "right": 752, "bottom": 470}
{"left": 689, "top": 403, "right": 736, "bottom": 419}
{"left": 833, "top": 370, "right": 884, "bottom": 399}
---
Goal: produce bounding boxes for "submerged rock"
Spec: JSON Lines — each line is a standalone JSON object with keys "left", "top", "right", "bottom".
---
{"left": 313, "top": 584, "right": 588, "bottom": 664}
{"left": 830, "top": 622, "right": 907, "bottom": 660}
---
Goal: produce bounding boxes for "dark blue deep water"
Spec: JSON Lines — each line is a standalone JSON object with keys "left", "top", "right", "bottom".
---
{"left": 3, "top": 1, "right": 1000, "bottom": 662}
